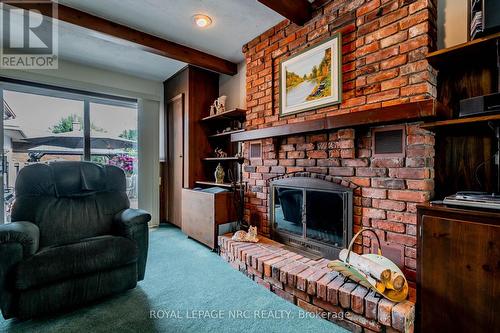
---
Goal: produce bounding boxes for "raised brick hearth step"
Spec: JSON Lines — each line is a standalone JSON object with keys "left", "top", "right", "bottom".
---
{"left": 219, "top": 235, "right": 415, "bottom": 333}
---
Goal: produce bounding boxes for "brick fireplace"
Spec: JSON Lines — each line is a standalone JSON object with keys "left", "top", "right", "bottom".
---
{"left": 240, "top": 0, "right": 438, "bottom": 286}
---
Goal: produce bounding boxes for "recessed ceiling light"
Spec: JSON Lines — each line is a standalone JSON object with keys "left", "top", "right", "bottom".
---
{"left": 193, "top": 14, "right": 212, "bottom": 28}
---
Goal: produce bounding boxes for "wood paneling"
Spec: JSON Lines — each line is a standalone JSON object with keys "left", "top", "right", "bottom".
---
{"left": 257, "top": 0, "right": 312, "bottom": 26}
{"left": 417, "top": 204, "right": 500, "bottom": 333}
{"left": 10, "top": 2, "right": 237, "bottom": 75}
{"left": 188, "top": 68, "right": 220, "bottom": 188}
{"left": 434, "top": 128, "right": 495, "bottom": 198}
{"left": 427, "top": 32, "right": 500, "bottom": 68}
{"left": 429, "top": 36, "right": 498, "bottom": 197}
{"left": 231, "top": 99, "right": 440, "bottom": 142}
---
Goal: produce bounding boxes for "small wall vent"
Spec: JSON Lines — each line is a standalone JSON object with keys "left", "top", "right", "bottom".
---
{"left": 372, "top": 125, "right": 406, "bottom": 157}
{"left": 249, "top": 142, "right": 262, "bottom": 159}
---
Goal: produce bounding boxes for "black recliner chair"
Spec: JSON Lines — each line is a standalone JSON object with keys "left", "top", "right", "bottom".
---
{"left": 0, "top": 161, "right": 150, "bottom": 319}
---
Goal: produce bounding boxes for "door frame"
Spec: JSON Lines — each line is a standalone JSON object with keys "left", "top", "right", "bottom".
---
{"left": 165, "top": 93, "right": 185, "bottom": 225}
{"left": 0, "top": 85, "right": 4, "bottom": 224}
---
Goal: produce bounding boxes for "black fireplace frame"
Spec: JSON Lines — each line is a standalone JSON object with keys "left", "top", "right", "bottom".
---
{"left": 269, "top": 177, "right": 353, "bottom": 259}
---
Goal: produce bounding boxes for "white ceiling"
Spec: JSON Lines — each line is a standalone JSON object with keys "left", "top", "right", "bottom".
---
{"left": 52, "top": 0, "right": 285, "bottom": 81}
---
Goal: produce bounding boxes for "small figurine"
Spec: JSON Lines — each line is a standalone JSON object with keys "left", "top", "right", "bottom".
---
{"left": 214, "top": 163, "right": 225, "bottom": 184}
{"left": 232, "top": 226, "right": 259, "bottom": 243}
{"left": 214, "top": 148, "right": 228, "bottom": 158}
{"left": 214, "top": 95, "right": 227, "bottom": 114}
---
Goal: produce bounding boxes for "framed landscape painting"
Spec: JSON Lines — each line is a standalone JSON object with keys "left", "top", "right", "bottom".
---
{"left": 280, "top": 33, "right": 342, "bottom": 116}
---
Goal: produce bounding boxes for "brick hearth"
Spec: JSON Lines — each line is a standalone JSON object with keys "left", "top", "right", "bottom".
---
{"left": 240, "top": 0, "right": 438, "bottom": 285}
{"left": 219, "top": 235, "right": 415, "bottom": 333}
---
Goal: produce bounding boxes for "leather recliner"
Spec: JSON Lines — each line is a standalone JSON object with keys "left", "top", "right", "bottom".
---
{"left": 0, "top": 161, "right": 150, "bottom": 319}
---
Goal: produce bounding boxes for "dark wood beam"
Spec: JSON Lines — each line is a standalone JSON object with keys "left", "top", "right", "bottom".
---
{"left": 257, "top": 0, "right": 312, "bottom": 26}
{"left": 231, "top": 99, "right": 443, "bottom": 142}
{"left": 311, "top": 0, "right": 330, "bottom": 10}
{"left": 5, "top": 1, "right": 237, "bottom": 75}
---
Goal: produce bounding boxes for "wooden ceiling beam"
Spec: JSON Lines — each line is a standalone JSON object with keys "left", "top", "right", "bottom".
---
{"left": 5, "top": 1, "right": 237, "bottom": 75}
{"left": 257, "top": 0, "right": 312, "bottom": 26}
{"left": 311, "top": 0, "right": 330, "bottom": 10}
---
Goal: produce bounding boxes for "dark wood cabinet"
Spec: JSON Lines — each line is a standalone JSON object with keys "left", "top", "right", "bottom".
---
{"left": 417, "top": 204, "right": 500, "bottom": 333}
{"left": 162, "top": 66, "right": 219, "bottom": 226}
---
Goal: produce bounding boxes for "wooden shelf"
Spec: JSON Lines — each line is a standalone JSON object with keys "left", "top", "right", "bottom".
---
{"left": 201, "top": 108, "right": 246, "bottom": 121}
{"left": 427, "top": 32, "right": 500, "bottom": 68}
{"left": 194, "top": 181, "right": 240, "bottom": 188}
{"left": 208, "top": 129, "right": 244, "bottom": 138}
{"left": 203, "top": 157, "right": 244, "bottom": 162}
{"left": 231, "top": 99, "right": 443, "bottom": 142}
{"left": 420, "top": 114, "right": 500, "bottom": 129}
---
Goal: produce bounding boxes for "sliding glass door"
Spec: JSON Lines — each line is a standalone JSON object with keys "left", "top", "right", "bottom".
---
{"left": 89, "top": 102, "right": 138, "bottom": 208}
{"left": 0, "top": 81, "right": 138, "bottom": 222}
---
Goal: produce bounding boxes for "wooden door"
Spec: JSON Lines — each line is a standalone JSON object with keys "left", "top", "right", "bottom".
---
{"left": 166, "top": 94, "right": 184, "bottom": 228}
{"left": 419, "top": 214, "right": 500, "bottom": 333}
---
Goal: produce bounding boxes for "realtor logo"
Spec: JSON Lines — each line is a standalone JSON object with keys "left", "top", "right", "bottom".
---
{"left": 0, "top": 0, "right": 58, "bottom": 69}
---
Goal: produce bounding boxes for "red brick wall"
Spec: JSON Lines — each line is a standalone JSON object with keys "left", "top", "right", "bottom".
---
{"left": 243, "top": 0, "right": 437, "bottom": 129}
{"left": 241, "top": 0, "right": 438, "bottom": 284}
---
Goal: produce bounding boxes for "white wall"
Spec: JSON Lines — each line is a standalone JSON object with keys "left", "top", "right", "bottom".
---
{"left": 219, "top": 61, "right": 247, "bottom": 110}
{"left": 1, "top": 59, "right": 162, "bottom": 226}
{"left": 437, "top": 0, "right": 468, "bottom": 49}
{"left": 138, "top": 99, "right": 160, "bottom": 225}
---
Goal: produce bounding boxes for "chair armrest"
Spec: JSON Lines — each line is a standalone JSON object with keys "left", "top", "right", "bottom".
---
{"left": 114, "top": 209, "right": 151, "bottom": 229}
{"left": 0, "top": 222, "right": 39, "bottom": 318}
{"left": 113, "top": 209, "right": 151, "bottom": 281}
{"left": 0, "top": 221, "right": 39, "bottom": 257}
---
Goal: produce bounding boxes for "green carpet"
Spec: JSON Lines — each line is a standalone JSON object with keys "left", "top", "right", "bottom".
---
{"left": 0, "top": 225, "right": 348, "bottom": 333}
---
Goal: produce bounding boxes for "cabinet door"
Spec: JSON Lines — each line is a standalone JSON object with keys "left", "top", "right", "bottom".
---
{"left": 420, "top": 215, "right": 500, "bottom": 333}
{"left": 166, "top": 94, "right": 185, "bottom": 228}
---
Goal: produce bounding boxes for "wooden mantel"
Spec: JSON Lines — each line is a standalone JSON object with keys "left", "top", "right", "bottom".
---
{"left": 231, "top": 99, "right": 444, "bottom": 142}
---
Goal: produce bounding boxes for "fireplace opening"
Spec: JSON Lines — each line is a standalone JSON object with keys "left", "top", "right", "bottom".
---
{"left": 270, "top": 177, "right": 353, "bottom": 259}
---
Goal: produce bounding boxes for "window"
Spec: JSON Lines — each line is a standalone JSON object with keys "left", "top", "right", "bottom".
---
{"left": 1, "top": 81, "right": 138, "bottom": 222}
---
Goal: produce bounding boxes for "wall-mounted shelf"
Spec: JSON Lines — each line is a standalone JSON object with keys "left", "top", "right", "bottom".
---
{"left": 201, "top": 108, "right": 246, "bottom": 121}
{"left": 231, "top": 99, "right": 444, "bottom": 142}
{"left": 203, "top": 157, "right": 244, "bottom": 162}
{"left": 208, "top": 129, "right": 244, "bottom": 138}
{"left": 194, "top": 181, "right": 241, "bottom": 188}
{"left": 427, "top": 32, "right": 500, "bottom": 68}
{"left": 420, "top": 114, "right": 500, "bottom": 129}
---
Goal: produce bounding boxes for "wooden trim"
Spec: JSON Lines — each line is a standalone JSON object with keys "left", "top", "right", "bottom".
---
{"left": 201, "top": 108, "right": 246, "bottom": 121}
{"left": 311, "top": 0, "right": 330, "bottom": 10}
{"left": 8, "top": 1, "right": 237, "bottom": 75}
{"left": 208, "top": 129, "right": 244, "bottom": 138}
{"left": 231, "top": 99, "right": 437, "bottom": 142}
{"left": 257, "top": 0, "right": 312, "bottom": 26}
{"left": 420, "top": 114, "right": 500, "bottom": 129}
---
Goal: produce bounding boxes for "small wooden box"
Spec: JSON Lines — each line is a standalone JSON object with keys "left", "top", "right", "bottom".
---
{"left": 181, "top": 188, "right": 237, "bottom": 249}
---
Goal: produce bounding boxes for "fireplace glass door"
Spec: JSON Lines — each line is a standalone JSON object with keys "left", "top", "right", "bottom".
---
{"left": 274, "top": 187, "right": 303, "bottom": 236}
{"left": 305, "top": 190, "right": 345, "bottom": 247}
{"left": 272, "top": 186, "right": 347, "bottom": 248}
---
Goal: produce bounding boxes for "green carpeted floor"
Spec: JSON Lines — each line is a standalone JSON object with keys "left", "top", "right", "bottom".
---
{"left": 0, "top": 225, "right": 348, "bottom": 333}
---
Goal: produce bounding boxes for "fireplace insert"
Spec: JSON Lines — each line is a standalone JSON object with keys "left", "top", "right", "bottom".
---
{"left": 270, "top": 177, "right": 353, "bottom": 259}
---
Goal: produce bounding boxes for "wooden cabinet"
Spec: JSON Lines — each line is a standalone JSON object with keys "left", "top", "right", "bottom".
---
{"left": 162, "top": 66, "right": 219, "bottom": 227}
{"left": 417, "top": 204, "right": 500, "bottom": 333}
{"left": 181, "top": 189, "right": 237, "bottom": 249}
